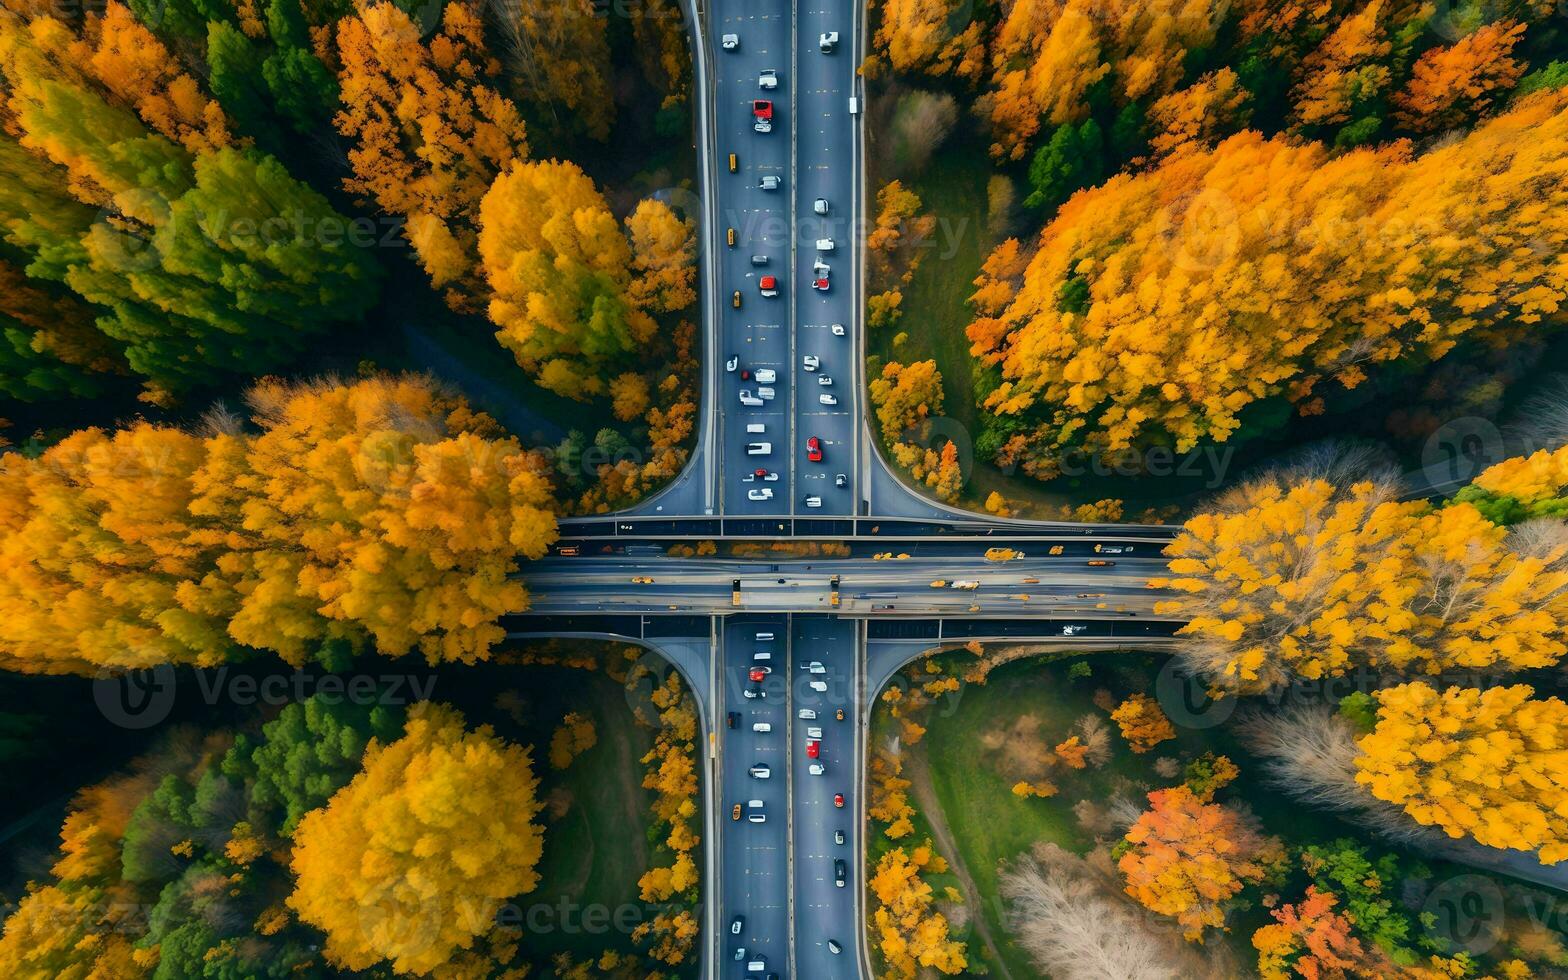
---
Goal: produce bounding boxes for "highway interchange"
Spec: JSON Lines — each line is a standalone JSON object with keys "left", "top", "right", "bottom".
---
{"left": 515, "top": 0, "right": 1185, "bottom": 974}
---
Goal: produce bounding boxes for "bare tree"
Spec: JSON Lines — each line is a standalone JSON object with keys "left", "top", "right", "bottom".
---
{"left": 890, "top": 91, "right": 958, "bottom": 174}
{"left": 1000, "top": 844, "right": 1226, "bottom": 980}
{"left": 1506, "top": 374, "right": 1568, "bottom": 454}
{"left": 1234, "top": 703, "right": 1449, "bottom": 850}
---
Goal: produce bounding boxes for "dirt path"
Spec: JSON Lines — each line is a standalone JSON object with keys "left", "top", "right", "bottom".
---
{"left": 590, "top": 682, "right": 651, "bottom": 875}
{"left": 903, "top": 744, "right": 1016, "bottom": 980}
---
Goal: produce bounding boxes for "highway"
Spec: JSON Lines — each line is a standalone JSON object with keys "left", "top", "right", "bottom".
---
{"left": 523, "top": 554, "right": 1171, "bottom": 619}
{"left": 719, "top": 616, "right": 791, "bottom": 976}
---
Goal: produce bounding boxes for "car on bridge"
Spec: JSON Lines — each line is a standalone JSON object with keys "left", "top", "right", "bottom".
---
{"left": 819, "top": 393, "right": 837, "bottom": 406}
{"left": 984, "top": 547, "right": 1024, "bottom": 561}
{"left": 1086, "top": 559, "right": 1116, "bottom": 567}
{"left": 806, "top": 739, "right": 820, "bottom": 758}
{"left": 731, "top": 915, "right": 744, "bottom": 934}
{"left": 833, "top": 793, "right": 844, "bottom": 807}
{"left": 630, "top": 576, "right": 654, "bottom": 584}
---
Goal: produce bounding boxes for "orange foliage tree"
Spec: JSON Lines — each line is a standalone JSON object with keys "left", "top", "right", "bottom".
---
{"left": 1393, "top": 20, "right": 1526, "bottom": 133}
{"left": 1118, "top": 786, "right": 1286, "bottom": 941}
{"left": 1252, "top": 886, "right": 1387, "bottom": 979}
{"left": 1110, "top": 693, "right": 1176, "bottom": 753}
{"left": 334, "top": 1, "right": 529, "bottom": 310}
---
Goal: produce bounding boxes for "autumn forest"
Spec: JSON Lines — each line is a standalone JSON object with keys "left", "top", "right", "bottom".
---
{"left": 3, "top": 0, "right": 1568, "bottom": 976}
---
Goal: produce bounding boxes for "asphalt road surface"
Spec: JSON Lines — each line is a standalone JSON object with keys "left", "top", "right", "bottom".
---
{"left": 719, "top": 615, "right": 792, "bottom": 976}
{"left": 790, "top": 615, "right": 860, "bottom": 976}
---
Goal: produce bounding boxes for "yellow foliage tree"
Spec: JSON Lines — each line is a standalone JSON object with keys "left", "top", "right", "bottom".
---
{"left": 1110, "top": 693, "right": 1176, "bottom": 753}
{"left": 1290, "top": 0, "right": 1391, "bottom": 127}
{"left": 967, "top": 91, "right": 1568, "bottom": 470}
{"left": 334, "top": 1, "right": 529, "bottom": 309}
{"left": 1148, "top": 67, "right": 1250, "bottom": 157}
{"left": 479, "top": 159, "right": 655, "bottom": 400}
{"left": 1152, "top": 478, "right": 1568, "bottom": 692}
{"left": 874, "top": 0, "right": 984, "bottom": 78}
{"left": 0, "top": 376, "right": 558, "bottom": 675}
{"left": 1354, "top": 682, "right": 1568, "bottom": 864}
{"left": 548, "top": 711, "right": 598, "bottom": 769}
{"left": 288, "top": 703, "right": 544, "bottom": 975}
{"left": 81, "top": 2, "right": 233, "bottom": 153}
{"left": 869, "top": 844, "right": 968, "bottom": 977}
{"left": 870, "top": 359, "right": 944, "bottom": 445}
{"left": 624, "top": 198, "right": 696, "bottom": 313}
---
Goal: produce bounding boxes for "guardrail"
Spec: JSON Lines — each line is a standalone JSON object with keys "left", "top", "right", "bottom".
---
{"left": 555, "top": 514, "right": 1180, "bottom": 539}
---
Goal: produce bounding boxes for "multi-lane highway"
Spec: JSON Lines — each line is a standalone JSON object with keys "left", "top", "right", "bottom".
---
{"left": 712, "top": 0, "right": 858, "bottom": 518}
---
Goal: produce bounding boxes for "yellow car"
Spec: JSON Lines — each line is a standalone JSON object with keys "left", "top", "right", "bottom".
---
{"left": 728, "top": 152, "right": 738, "bottom": 172}
{"left": 631, "top": 576, "right": 655, "bottom": 584}
{"left": 1048, "top": 545, "right": 1064, "bottom": 556}
{"left": 731, "top": 804, "right": 742, "bottom": 821}
{"left": 872, "top": 552, "right": 892, "bottom": 561}
{"left": 895, "top": 553, "right": 910, "bottom": 560}
{"left": 1022, "top": 576, "right": 1039, "bottom": 584}
{"left": 732, "top": 290, "right": 742, "bottom": 308}
{"left": 984, "top": 547, "right": 1023, "bottom": 562}
{"left": 727, "top": 226, "right": 737, "bottom": 247}
{"left": 1009, "top": 594, "right": 1032, "bottom": 601}
{"left": 929, "top": 580, "right": 949, "bottom": 588}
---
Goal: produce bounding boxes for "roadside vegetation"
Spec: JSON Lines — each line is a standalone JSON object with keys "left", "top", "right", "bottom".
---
{"left": 870, "top": 645, "right": 1568, "bottom": 979}
{"left": 865, "top": 0, "right": 1568, "bottom": 520}
{"left": 0, "top": 640, "right": 702, "bottom": 978}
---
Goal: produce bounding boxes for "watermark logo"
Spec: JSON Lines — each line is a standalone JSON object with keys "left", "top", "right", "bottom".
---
{"left": 1423, "top": 874, "right": 1505, "bottom": 956}
{"left": 93, "top": 665, "right": 177, "bottom": 730}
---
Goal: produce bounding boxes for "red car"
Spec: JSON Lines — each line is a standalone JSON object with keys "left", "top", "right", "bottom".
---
{"left": 754, "top": 468, "right": 769, "bottom": 478}
{"left": 749, "top": 667, "right": 769, "bottom": 682}
{"left": 812, "top": 277, "right": 830, "bottom": 291}
{"left": 833, "top": 793, "right": 845, "bottom": 808}
{"left": 806, "top": 739, "right": 820, "bottom": 759}
{"left": 807, "top": 436, "right": 822, "bottom": 462}
{"left": 753, "top": 99, "right": 773, "bottom": 120}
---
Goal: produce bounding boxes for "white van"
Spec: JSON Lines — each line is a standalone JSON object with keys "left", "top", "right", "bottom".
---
{"left": 752, "top": 722, "right": 771, "bottom": 733}
{"left": 747, "top": 958, "right": 766, "bottom": 973}
{"left": 798, "top": 708, "right": 817, "bottom": 720}
{"left": 753, "top": 651, "right": 772, "bottom": 662}
{"left": 746, "top": 442, "right": 772, "bottom": 455}
{"left": 806, "top": 726, "right": 822, "bottom": 738}
{"left": 755, "top": 632, "right": 775, "bottom": 641}
{"left": 757, "top": 386, "right": 775, "bottom": 400}
{"left": 746, "top": 423, "right": 766, "bottom": 434}
{"left": 753, "top": 368, "right": 777, "bottom": 384}
{"left": 739, "top": 391, "right": 763, "bottom": 407}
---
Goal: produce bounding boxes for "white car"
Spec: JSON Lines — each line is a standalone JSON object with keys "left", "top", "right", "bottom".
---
{"left": 816, "top": 238, "right": 835, "bottom": 251}
{"left": 757, "top": 386, "right": 775, "bottom": 400}
{"left": 758, "top": 69, "right": 777, "bottom": 89}
{"left": 830, "top": 322, "right": 846, "bottom": 336}
{"left": 746, "top": 442, "right": 772, "bottom": 455}
{"left": 817, "top": 375, "right": 833, "bottom": 385}
{"left": 806, "top": 726, "right": 823, "bottom": 737}
{"left": 802, "top": 355, "right": 820, "bottom": 371}
{"left": 759, "top": 175, "right": 780, "bottom": 190}
{"left": 748, "top": 488, "right": 774, "bottom": 501}
{"left": 739, "top": 390, "right": 763, "bottom": 407}
{"left": 813, "top": 258, "right": 830, "bottom": 276}
{"left": 819, "top": 393, "right": 838, "bottom": 406}
{"left": 809, "top": 679, "right": 828, "bottom": 691}
{"left": 749, "top": 764, "right": 771, "bottom": 778}
{"left": 723, "top": 33, "right": 739, "bottom": 49}
{"left": 1062, "top": 624, "right": 1087, "bottom": 636}
{"left": 809, "top": 764, "right": 826, "bottom": 775}
{"left": 804, "top": 495, "right": 822, "bottom": 507}
{"left": 801, "top": 661, "right": 826, "bottom": 673}
{"left": 814, "top": 197, "right": 829, "bottom": 214}
{"left": 798, "top": 708, "right": 817, "bottom": 720}
{"left": 726, "top": 355, "right": 738, "bottom": 372}
{"left": 753, "top": 368, "right": 777, "bottom": 384}
{"left": 819, "top": 31, "right": 838, "bottom": 51}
